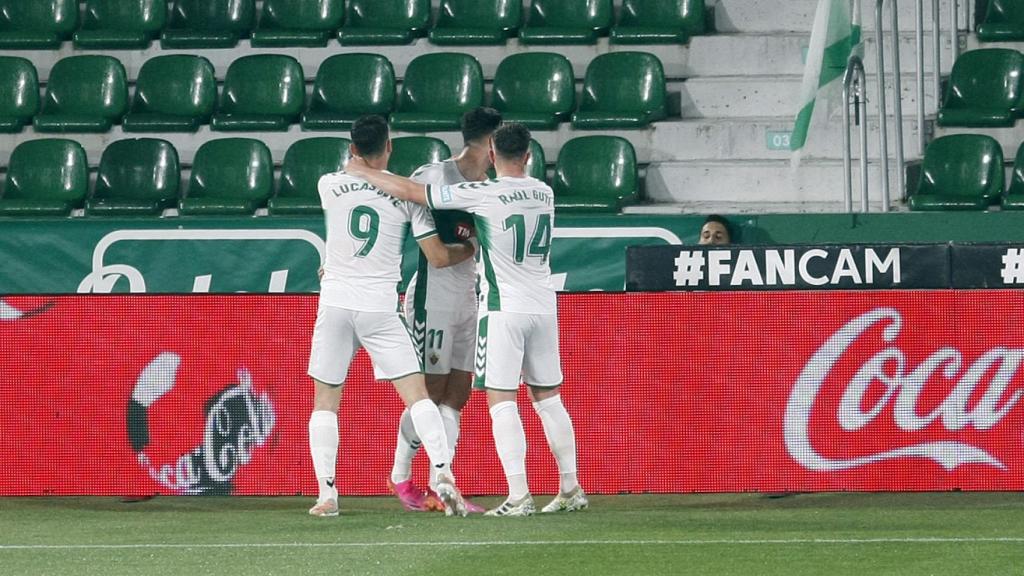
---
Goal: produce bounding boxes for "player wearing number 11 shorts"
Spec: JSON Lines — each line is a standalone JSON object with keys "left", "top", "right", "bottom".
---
{"left": 345, "top": 123, "right": 587, "bottom": 517}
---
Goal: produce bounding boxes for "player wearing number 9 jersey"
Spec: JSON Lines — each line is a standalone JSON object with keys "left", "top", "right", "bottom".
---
{"left": 306, "top": 115, "right": 475, "bottom": 518}
{"left": 344, "top": 123, "right": 586, "bottom": 517}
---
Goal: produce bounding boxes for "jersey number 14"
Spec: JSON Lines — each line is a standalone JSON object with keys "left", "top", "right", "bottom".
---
{"left": 503, "top": 214, "right": 551, "bottom": 264}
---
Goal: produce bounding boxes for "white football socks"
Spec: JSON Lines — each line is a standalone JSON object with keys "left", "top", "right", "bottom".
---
{"left": 430, "top": 404, "right": 462, "bottom": 486}
{"left": 533, "top": 395, "right": 580, "bottom": 494}
{"left": 308, "top": 410, "right": 339, "bottom": 503}
{"left": 408, "top": 399, "right": 453, "bottom": 482}
{"left": 490, "top": 401, "right": 530, "bottom": 501}
{"left": 390, "top": 407, "right": 420, "bottom": 485}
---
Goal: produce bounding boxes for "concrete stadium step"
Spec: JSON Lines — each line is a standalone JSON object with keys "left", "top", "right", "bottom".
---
{"left": 645, "top": 159, "right": 907, "bottom": 207}
{"left": 688, "top": 31, "right": 954, "bottom": 77}
{"left": 681, "top": 73, "right": 940, "bottom": 118}
{"left": 714, "top": 0, "right": 963, "bottom": 33}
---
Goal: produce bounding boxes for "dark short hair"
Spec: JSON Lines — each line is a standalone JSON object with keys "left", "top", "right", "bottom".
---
{"left": 703, "top": 214, "right": 732, "bottom": 237}
{"left": 350, "top": 115, "right": 390, "bottom": 157}
{"left": 462, "top": 107, "right": 502, "bottom": 145}
{"left": 493, "top": 123, "right": 531, "bottom": 160}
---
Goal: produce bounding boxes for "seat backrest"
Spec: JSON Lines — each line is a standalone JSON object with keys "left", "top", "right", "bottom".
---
{"left": 310, "top": 54, "right": 395, "bottom": 114}
{"left": 167, "top": 0, "right": 255, "bottom": 33}
{"left": 4, "top": 139, "right": 88, "bottom": 202}
{"left": 554, "top": 136, "right": 637, "bottom": 200}
{"left": 945, "top": 48, "right": 1024, "bottom": 111}
{"left": 526, "top": 139, "right": 547, "bottom": 181}
{"left": 1008, "top": 141, "right": 1024, "bottom": 197}
{"left": 279, "top": 138, "right": 352, "bottom": 198}
{"left": 388, "top": 137, "right": 452, "bottom": 177}
{"left": 0, "top": 0, "right": 79, "bottom": 36}
{"left": 579, "top": 51, "right": 666, "bottom": 115}
{"left": 0, "top": 57, "right": 39, "bottom": 120}
{"left": 917, "top": 134, "right": 1004, "bottom": 198}
{"left": 397, "top": 53, "right": 484, "bottom": 114}
{"left": 492, "top": 52, "right": 575, "bottom": 116}
{"left": 41, "top": 56, "right": 128, "bottom": 118}
{"left": 618, "top": 0, "right": 705, "bottom": 34}
{"left": 131, "top": 55, "right": 216, "bottom": 118}
{"left": 983, "top": 0, "right": 1024, "bottom": 25}
{"left": 435, "top": 0, "right": 521, "bottom": 32}
{"left": 82, "top": 0, "right": 167, "bottom": 33}
{"left": 259, "top": 0, "right": 344, "bottom": 31}
{"left": 345, "top": 0, "right": 429, "bottom": 31}
{"left": 188, "top": 138, "right": 273, "bottom": 200}
{"left": 526, "top": 0, "right": 613, "bottom": 31}
{"left": 95, "top": 139, "right": 180, "bottom": 201}
{"left": 219, "top": 54, "right": 305, "bottom": 116}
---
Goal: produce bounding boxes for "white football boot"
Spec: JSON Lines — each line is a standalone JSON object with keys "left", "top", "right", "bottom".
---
{"left": 540, "top": 487, "right": 589, "bottom": 513}
{"left": 484, "top": 495, "right": 536, "bottom": 517}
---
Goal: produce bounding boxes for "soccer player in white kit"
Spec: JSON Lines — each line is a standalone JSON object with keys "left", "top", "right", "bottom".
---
{"left": 346, "top": 123, "right": 587, "bottom": 517}
{"left": 307, "top": 115, "right": 475, "bottom": 518}
{"left": 389, "top": 108, "right": 502, "bottom": 514}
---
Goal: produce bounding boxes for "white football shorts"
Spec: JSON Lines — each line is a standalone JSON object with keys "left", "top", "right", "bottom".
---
{"left": 308, "top": 304, "right": 422, "bottom": 385}
{"left": 473, "top": 311, "right": 564, "bottom": 391}
{"left": 403, "top": 301, "right": 478, "bottom": 376}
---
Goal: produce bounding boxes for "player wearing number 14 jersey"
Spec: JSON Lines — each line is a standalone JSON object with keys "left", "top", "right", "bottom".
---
{"left": 345, "top": 123, "right": 587, "bottom": 517}
{"left": 306, "top": 115, "right": 475, "bottom": 518}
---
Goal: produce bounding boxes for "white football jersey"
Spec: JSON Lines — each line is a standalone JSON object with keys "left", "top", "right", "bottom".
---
{"left": 406, "top": 160, "right": 477, "bottom": 313}
{"left": 427, "top": 176, "right": 556, "bottom": 315}
{"left": 318, "top": 171, "right": 436, "bottom": 312}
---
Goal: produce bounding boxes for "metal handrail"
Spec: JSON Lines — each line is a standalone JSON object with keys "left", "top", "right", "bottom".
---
{"left": 843, "top": 56, "right": 870, "bottom": 213}
{"left": 875, "top": 0, "right": 904, "bottom": 211}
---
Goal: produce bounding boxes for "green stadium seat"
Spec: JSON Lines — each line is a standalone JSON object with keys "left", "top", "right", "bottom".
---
{"left": 388, "top": 137, "right": 452, "bottom": 177}
{"left": 34, "top": 56, "right": 128, "bottom": 133}
{"left": 518, "top": 0, "right": 613, "bottom": 45}
{"left": 161, "top": 0, "right": 255, "bottom": 49}
{"left": 553, "top": 136, "right": 638, "bottom": 213}
{"left": 0, "top": 140, "right": 88, "bottom": 217}
{"left": 269, "top": 138, "right": 351, "bottom": 215}
{"left": 338, "top": 0, "right": 429, "bottom": 45}
{"left": 610, "top": 0, "right": 705, "bottom": 44}
{"left": 302, "top": 54, "right": 395, "bottom": 131}
{"left": 0, "top": 0, "right": 78, "bottom": 49}
{"left": 390, "top": 53, "right": 484, "bottom": 132}
{"left": 977, "top": 0, "right": 1024, "bottom": 42}
{"left": 1000, "top": 142, "right": 1024, "bottom": 209}
{"left": 252, "top": 0, "right": 345, "bottom": 47}
{"left": 936, "top": 49, "right": 1024, "bottom": 128}
{"left": 908, "top": 135, "right": 1004, "bottom": 211}
{"left": 492, "top": 53, "right": 575, "bottom": 130}
{"left": 74, "top": 0, "right": 167, "bottom": 49}
{"left": 123, "top": 55, "right": 216, "bottom": 133}
{"left": 85, "top": 139, "right": 180, "bottom": 217}
{"left": 0, "top": 57, "right": 39, "bottom": 133}
{"left": 428, "top": 0, "right": 522, "bottom": 46}
{"left": 179, "top": 139, "right": 273, "bottom": 215}
{"left": 211, "top": 55, "right": 305, "bottom": 132}
{"left": 572, "top": 51, "right": 667, "bottom": 129}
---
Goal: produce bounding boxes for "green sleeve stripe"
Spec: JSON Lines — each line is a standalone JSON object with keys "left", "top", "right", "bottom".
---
{"left": 414, "top": 229, "right": 438, "bottom": 241}
{"left": 425, "top": 185, "right": 436, "bottom": 210}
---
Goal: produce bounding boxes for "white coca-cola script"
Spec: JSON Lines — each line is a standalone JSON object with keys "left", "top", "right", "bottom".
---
{"left": 784, "top": 307, "right": 1022, "bottom": 472}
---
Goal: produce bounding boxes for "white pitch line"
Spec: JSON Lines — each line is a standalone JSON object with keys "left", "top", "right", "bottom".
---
{"left": 2, "top": 538, "right": 1024, "bottom": 550}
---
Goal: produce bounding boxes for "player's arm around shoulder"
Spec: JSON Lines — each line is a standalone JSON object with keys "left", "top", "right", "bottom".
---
{"left": 416, "top": 234, "right": 476, "bottom": 269}
{"left": 345, "top": 156, "right": 428, "bottom": 205}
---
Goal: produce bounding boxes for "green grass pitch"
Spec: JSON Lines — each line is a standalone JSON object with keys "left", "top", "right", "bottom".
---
{"left": 1, "top": 493, "right": 1023, "bottom": 575}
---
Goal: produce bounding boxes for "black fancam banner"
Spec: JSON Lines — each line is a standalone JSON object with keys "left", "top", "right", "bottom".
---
{"left": 626, "top": 244, "right": 1024, "bottom": 291}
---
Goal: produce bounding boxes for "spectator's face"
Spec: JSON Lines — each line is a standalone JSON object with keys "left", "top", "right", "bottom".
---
{"left": 699, "top": 222, "right": 730, "bottom": 245}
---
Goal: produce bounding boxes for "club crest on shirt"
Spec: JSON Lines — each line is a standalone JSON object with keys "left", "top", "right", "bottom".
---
{"left": 429, "top": 352, "right": 440, "bottom": 366}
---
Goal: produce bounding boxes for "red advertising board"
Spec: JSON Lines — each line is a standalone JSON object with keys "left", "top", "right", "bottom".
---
{"left": 1, "top": 292, "right": 1023, "bottom": 496}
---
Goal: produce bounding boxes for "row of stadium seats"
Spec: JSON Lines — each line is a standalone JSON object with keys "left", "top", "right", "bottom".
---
{"left": 978, "top": 0, "right": 1024, "bottom": 42}
{"left": 0, "top": 51, "right": 667, "bottom": 134}
{"left": 937, "top": 48, "right": 1024, "bottom": 128}
{"left": 0, "top": 0, "right": 706, "bottom": 50}
{"left": 910, "top": 134, "right": 1024, "bottom": 210}
{"left": 0, "top": 135, "right": 638, "bottom": 217}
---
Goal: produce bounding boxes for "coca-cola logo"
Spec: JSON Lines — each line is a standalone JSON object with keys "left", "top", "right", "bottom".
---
{"left": 785, "top": 308, "right": 1022, "bottom": 472}
{"left": 128, "top": 352, "right": 276, "bottom": 495}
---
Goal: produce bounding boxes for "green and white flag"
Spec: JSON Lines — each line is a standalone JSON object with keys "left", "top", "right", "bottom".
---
{"left": 791, "top": 0, "right": 862, "bottom": 163}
